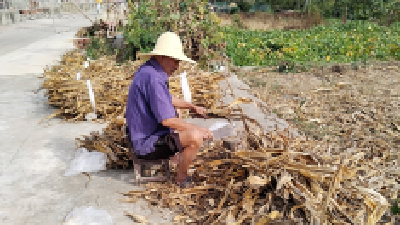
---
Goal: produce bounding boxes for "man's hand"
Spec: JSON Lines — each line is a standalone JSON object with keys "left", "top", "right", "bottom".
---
{"left": 191, "top": 106, "right": 209, "bottom": 119}
{"left": 199, "top": 126, "right": 213, "bottom": 141}
{"left": 171, "top": 96, "right": 209, "bottom": 119}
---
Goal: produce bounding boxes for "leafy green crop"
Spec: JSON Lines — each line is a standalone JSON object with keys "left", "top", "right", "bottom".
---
{"left": 222, "top": 20, "right": 399, "bottom": 68}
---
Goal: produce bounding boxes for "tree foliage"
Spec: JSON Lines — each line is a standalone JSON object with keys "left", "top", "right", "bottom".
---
{"left": 320, "top": 0, "right": 399, "bottom": 21}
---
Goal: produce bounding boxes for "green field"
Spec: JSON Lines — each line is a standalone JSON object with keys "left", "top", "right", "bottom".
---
{"left": 221, "top": 20, "right": 400, "bottom": 68}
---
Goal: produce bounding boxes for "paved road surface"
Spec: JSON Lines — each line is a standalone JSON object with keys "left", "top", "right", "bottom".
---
{"left": 0, "top": 10, "right": 178, "bottom": 224}
{"left": 0, "top": 11, "right": 98, "bottom": 76}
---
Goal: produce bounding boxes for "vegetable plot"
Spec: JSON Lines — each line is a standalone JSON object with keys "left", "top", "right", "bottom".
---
{"left": 222, "top": 20, "right": 399, "bottom": 68}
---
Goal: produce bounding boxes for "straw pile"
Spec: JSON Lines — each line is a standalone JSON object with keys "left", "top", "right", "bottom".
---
{"left": 72, "top": 61, "right": 230, "bottom": 169}
{"left": 41, "top": 45, "right": 395, "bottom": 225}
{"left": 75, "top": 20, "right": 110, "bottom": 38}
{"left": 38, "top": 50, "right": 143, "bottom": 123}
{"left": 120, "top": 99, "right": 395, "bottom": 224}
{"left": 169, "top": 62, "right": 228, "bottom": 119}
{"left": 39, "top": 49, "right": 229, "bottom": 123}
{"left": 70, "top": 60, "right": 395, "bottom": 224}
{"left": 76, "top": 117, "right": 133, "bottom": 169}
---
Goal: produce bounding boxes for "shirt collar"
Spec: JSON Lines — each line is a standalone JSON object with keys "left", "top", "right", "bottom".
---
{"left": 148, "top": 58, "right": 168, "bottom": 81}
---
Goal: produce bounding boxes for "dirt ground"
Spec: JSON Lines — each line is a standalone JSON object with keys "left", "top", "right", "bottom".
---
{"left": 233, "top": 62, "right": 400, "bottom": 222}
{"left": 234, "top": 61, "right": 400, "bottom": 203}
{"left": 217, "top": 12, "right": 326, "bottom": 30}
{"left": 235, "top": 61, "right": 399, "bottom": 136}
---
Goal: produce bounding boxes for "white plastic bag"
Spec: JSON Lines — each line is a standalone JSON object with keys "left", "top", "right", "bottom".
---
{"left": 209, "top": 121, "right": 236, "bottom": 140}
{"left": 179, "top": 71, "right": 192, "bottom": 103}
{"left": 64, "top": 148, "right": 107, "bottom": 177}
{"left": 64, "top": 206, "right": 113, "bottom": 225}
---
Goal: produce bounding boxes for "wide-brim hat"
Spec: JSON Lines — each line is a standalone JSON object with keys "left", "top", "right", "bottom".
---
{"left": 137, "top": 32, "right": 197, "bottom": 64}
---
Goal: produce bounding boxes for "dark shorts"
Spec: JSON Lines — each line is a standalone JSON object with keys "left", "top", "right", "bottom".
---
{"left": 137, "top": 133, "right": 183, "bottom": 160}
{"left": 125, "top": 126, "right": 183, "bottom": 161}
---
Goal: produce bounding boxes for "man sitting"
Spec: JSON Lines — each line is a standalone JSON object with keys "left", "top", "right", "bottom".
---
{"left": 126, "top": 32, "right": 213, "bottom": 188}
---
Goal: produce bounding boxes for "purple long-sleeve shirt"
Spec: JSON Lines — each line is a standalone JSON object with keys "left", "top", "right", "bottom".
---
{"left": 126, "top": 58, "right": 177, "bottom": 156}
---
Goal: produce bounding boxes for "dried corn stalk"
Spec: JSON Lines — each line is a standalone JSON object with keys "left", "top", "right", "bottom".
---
{"left": 69, "top": 56, "right": 396, "bottom": 225}
{"left": 76, "top": 117, "right": 132, "bottom": 169}
{"left": 169, "top": 61, "right": 228, "bottom": 118}
{"left": 74, "top": 62, "right": 230, "bottom": 168}
{"left": 118, "top": 81, "right": 393, "bottom": 224}
{"left": 40, "top": 50, "right": 228, "bottom": 123}
{"left": 39, "top": 50, "right": 143, "bottom": 123}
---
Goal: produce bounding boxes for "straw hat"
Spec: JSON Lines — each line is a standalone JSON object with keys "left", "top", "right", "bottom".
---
{"left": 137, "top": 32, "right": 196, "bottom": 64}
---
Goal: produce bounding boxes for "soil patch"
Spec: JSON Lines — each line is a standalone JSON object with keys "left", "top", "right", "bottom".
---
{"left": 235, "top": 61, "right": 400, "bottom": 200}
{"left": 217, "top": 12, "right": 326, "bottom": 30}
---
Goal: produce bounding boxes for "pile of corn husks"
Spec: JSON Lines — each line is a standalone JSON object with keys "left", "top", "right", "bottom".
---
{"left": 39, "top": 50, "right": 142, "bottom": 123}
{"left": 76, "top": 117, "right": 133, "bottom": 169}
{"left": 75, "top": 69, "right": 229, "bottom": 169}
{"left": 39, "top": 45, "right": 396, "bottom": 224}
{"left": 75, "top": 20, "right": 110, "bottom": 39}
{"left": 69, "top": 57, "right": 395, "bottom": 224}
{"left": 170, "top": 61, "right": 229, "bottom": 119}
{"left": 44, "top": 53, "right": 229, "bottom": 169}
{"left": 39, "top": 50, "right": 227, "bottom": 123}
{"left": 120, "top": 100, "right": 395, "bottom": 224}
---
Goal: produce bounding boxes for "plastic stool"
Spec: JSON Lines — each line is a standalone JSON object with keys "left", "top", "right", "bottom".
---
{"left": 131, "top": 153, "right": 170, "bottom": 186}
{"left": 124, "top": 125, "right": 170, "bottom": 186}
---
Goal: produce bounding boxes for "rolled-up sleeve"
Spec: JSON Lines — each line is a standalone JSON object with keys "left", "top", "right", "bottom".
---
{"left": 147, "top": 79, "right": 176, "bottom": 123}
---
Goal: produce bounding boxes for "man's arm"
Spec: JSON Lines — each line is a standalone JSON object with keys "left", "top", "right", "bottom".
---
{"left": 171, "top": 96, "right": 195, "bottom": 110}
{"left": 162, "top": 117, "right": 213, "bottom": 140}
{"left": 172, "top": 95, "right": 209, "bottom": 119}
{"left": 162, "top": 117, "right": 197, "bottom": 132}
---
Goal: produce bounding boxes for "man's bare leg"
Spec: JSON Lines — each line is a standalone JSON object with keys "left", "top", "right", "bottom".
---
{"left": 175, "top": 129, "right": 203, "bottom": 183}
{"left": 176, "top": 145, "right": 199, "bottom": 183}
{"left": 169, "top": 152, "right": 180, "bottom": 165}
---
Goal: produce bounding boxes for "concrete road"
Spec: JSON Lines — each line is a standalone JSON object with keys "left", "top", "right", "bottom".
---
{"left": 0, "top": 11, "right": 98, "bottom": 76}
{"left": 0, "top": 10, "right": 178, "bottom": 225}
{"left": 0, "top": 75, "right": 178, "bottom": 224}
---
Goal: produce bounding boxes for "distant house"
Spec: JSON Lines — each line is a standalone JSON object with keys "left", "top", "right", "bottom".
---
{"left": 0, "top": 0, "right": 10, "bottom": 9}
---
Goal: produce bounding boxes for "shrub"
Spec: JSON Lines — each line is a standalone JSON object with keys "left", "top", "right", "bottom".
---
{"left": 122, "top": 0, "right": 225, "bottom": 68}
{"left": 237, "top": 1, "right": 253, "bottom": 12}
